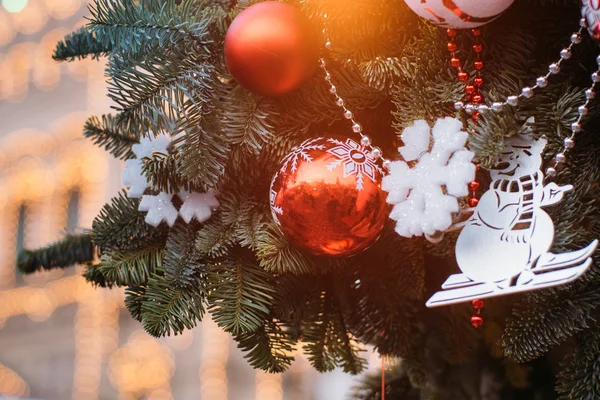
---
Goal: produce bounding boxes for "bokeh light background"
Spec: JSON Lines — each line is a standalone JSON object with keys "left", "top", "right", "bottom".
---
{"left": 0, "top": 1, "right": 379, "bottom": 399}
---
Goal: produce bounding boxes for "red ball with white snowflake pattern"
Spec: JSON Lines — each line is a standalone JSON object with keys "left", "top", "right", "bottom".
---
{"left": 269, "top": 137, "right": 388, "bottom": 257}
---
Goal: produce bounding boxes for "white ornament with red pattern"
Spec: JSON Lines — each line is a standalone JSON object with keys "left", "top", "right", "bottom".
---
{"left": 403, "top": 0, "right": 515, "bottom": 29}
{"left": 582, "top": 0, "right": 600, "bottom": 42}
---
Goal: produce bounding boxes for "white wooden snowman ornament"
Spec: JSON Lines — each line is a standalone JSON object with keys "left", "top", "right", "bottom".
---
{"left": 427, "top": 134, "right": 598, "bottom": 307}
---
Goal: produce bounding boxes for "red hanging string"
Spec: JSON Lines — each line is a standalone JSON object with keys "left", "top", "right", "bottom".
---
{"left": 381, "top": 356, "right": 385, "bottom": 400}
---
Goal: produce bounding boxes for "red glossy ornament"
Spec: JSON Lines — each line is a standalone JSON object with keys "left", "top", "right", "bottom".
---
{"left": 474, "top": 77, "right": 484, "bottom": 87}
{"left": 473, "top": 60, "right": 484, "bottom": 71}
{"left": 472, "top": 43, "right": 483, "bottom": 53}
{"left": 224, "top": 2, "right": 319, "bottom": 96}
{"left": 471, "top": 314, "right": 483, "bottom": 328}
{"left": 450, "top": 57, "right": 461, "bottom": 68}
{"left": 465, "top": 84, "right": 475, "bottom": 95}
{"left": 472, "top": 94, "right": 483, "bottom": 103}
{"left": 270, "top": 137, "right": 388, "bottom": 257}
{"left": 446, "top": 28, "right": 457, "bottom": 38}
{"left": 447, "top": 42, "right": 458, "bottom": 52}
{"left": 468, "top": 181, "right": 480, "bottom": 191}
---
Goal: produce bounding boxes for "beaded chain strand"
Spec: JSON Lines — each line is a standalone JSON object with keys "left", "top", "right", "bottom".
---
{"left": 319, "top": 14, "right": 391, "bottom": 170}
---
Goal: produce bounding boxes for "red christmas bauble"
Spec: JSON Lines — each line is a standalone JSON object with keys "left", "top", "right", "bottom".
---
{"left": 224, "top": 2, "right": 319, "bottom": 96}
{"left": 270, "top": 137, "right": 388, "bottom": 257}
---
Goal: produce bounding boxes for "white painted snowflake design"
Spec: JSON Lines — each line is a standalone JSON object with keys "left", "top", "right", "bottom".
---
{"left": 326, "top": 138, "right": 381, "bottom": 191}
{"left": 269, "top": 172, "right": 283, "bottom": 225}
{"left": 382, "top": 117, "right": 476, "bottom": 238}
{"left": 279, "top": 137, "right": 326, "bottom": 174}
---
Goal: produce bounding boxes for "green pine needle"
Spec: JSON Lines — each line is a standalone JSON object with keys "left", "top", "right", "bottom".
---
{"left": 17, "top": 234, "right": 95, "bottom": 274}
{"left": 98, "top": 247, "right": 164, "bottom": 287}
{"left": 53, "top": 27, "right": 111, "bottom": 61}
{"left": 84, "top": 115, "right": 139, "bottom": 160}
{"left": 141, "top": 273, "right": 206, "bottom": 337}
{"left": 207, "top": 251, "right": 275, "bottom": 335}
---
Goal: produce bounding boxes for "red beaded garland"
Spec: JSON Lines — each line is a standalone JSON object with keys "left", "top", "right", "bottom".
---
{"left": 471, "top": 314, "right": 483, "bottom": 328}
{"left": 445, "top": 28, "right": 483, "bottom": 233}
{"left": 472, "top": 299, "right": 484, "bottom": 309}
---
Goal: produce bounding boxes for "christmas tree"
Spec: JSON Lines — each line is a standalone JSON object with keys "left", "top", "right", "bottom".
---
{"left": 17, "top": 0, "right": 600, "bottom": 398}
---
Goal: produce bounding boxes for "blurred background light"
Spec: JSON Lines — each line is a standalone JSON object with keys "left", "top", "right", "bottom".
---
{"left": 2, "top": 0, "right": 27, "bottom": 13}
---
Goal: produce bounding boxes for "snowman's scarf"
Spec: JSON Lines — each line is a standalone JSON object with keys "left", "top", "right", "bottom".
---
{"left": 490, "top": 172, "right": 541, "bottom": 233}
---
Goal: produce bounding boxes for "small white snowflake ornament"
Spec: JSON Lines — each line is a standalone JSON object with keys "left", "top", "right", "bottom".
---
{"left": 382, "top": 117, "right": 476, "bottom": 238}
{"left": 122, "top": 133, "right": 171, "bottom": 198}
{"left": 178, "top": 190, "right": 220, "bottom": 224}
{"left": 138, "top": 192, "right": 179, "bottom": 227}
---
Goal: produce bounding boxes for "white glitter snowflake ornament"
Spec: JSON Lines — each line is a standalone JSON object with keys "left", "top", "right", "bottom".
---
{"left": 121, "top": 133, "right": 171, "bottom": 198}
{"left": 382, "top": 117, "right": 476, "bottom": 238}
{"left": 178, "top": 190, "right": 220, "bottom": 224}
{"left": 138, "top": 192, "right": 179, "bottom": 227}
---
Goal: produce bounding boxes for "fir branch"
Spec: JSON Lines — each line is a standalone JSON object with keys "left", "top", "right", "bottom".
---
{"left": 338, "top": 230, "right": 426, "bottom": 358}
{"left": 98, "top": 247, "right": 164, "bottom": 287}
{"left": 502, "top": 287, "right": 600, "bottom": 363}
{"left": 195, "top": 215, "right": 237, "bottom": 257}
{"left": 88, "top": 0, "right": 213, "bottom": 60}
{"left": 234, "top": 317, "right": 296, "bottom": 373}
{"left": 222, "top": 89, "right": 277, "bottom": 156}
{"left": 83, "top": 263, "right": 111, "bottom": 288}
{"left": 469, "top": 110, "right": 524, "bottom": 168}
{"left": 125, "top": 285, "right": 146, "bottom": 322}
{"left": 255, "top": 223, "right": 316, "bottom": 275}
{"left": 84, "top": 115, "right": 139, "bottom": 160}
{"left": 175, "top": 94, "right": 231, "bottom": 189}
{"left": 108, "top": 56, "right": 213, "bottom": 132}
{"left": 17, "top": 234, "right": 95, "bottom": 274}
{"left": 352, "top": 362, "right": 418, "bottom": 400}
{"left": 91, "top": 190, "right": 167, "bottom": 252}
{"left": 207, "top": 251, "right": 275, "bottom": 335}
{"left": 141, "top": 273, "right": 206, "bottom": 337}
{"left": 53, "top": 27, "right": 112, "bottom": 61}
{"left": 164, "top": 220, "right": 204, "bottom": 287}
{"left": 142, "top": 152, "right": 204, "bottom": 193}
{"left": 556, "top": 327, "right": 600, "bottom": 399}
{"left": 303, "top": 285, "right": 367, "bottom": 374}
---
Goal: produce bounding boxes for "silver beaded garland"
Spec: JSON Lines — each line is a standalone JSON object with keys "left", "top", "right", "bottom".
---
{"left": 319, "top": 15, "right": 391, "bottom": 169}
{"left": 522, "top": 87, "right": 534, "bottom": 98}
